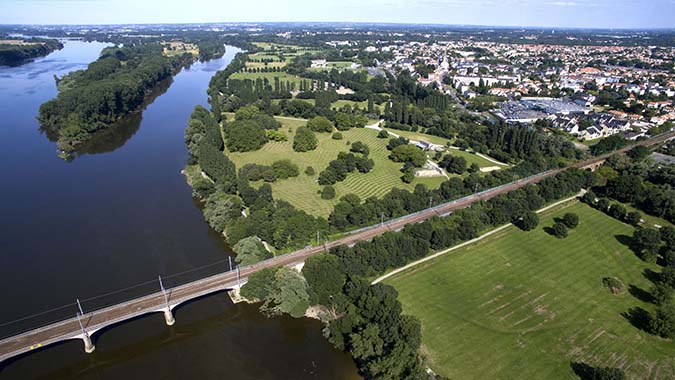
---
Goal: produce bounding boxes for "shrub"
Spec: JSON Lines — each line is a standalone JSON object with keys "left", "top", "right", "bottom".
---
{"left": 332, "top": 132, "right": 343, "bottom": 140}
{"left": 377, "top": 129, "right": 389, "bottom": 138}
{"left": 321, "top": 185, "right": 336, "bottom": 200}
{"left": 562, "top": 212, "right": 579, "bottom": 228}
{"left": 266, "top": 130, "right": 288, "bottom": 141}
{"left": 602, "top": 277, "right": 625, "bottom": 294}
{"left": 305, "top": 166, "right": 315, "bottom": 176}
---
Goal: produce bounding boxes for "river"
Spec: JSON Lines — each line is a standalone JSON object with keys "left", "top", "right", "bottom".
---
{"left": 0, "top": 40, "right": 359, "bottom": 380}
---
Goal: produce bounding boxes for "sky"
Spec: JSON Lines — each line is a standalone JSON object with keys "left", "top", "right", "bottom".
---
{"left": 2, "top": 0, "right": 675, "bottom": 29}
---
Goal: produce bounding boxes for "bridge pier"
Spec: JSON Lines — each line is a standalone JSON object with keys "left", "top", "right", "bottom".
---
{"left": 163, "top": 308, "right": 175, "bottom": 326}
{"left": 82, "top": 334, "right": 95, "bottom": 353}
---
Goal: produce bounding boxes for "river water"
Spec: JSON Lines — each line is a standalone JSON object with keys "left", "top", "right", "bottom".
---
{"left": 0, "top": 41, "right": 359, "bottom": 380}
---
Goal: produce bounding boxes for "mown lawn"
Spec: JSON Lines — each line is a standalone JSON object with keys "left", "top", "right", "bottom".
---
{"left": 386, "top": 202, "right": 675, "bottom": 380}
{"left": 225, "top": 116, "right": 446, "bottom": 217}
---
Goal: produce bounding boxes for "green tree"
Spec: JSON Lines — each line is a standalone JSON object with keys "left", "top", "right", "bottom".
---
{"left": 518, "top": 211, "right": 539, "bottom": 231}
{"left": 226, "top": 119, "right": 268, "bottom": 152}
{"left": 650, "top": 301, "right": 675, "bottom": 339}
{"left": 332, "top": 132, "right": 343, "bottom": 140}
{"left": 306, "top": 115, "right": 333, "bottom": 133}
{"left": 293, "top": 126, "right": 318, "bottom": 152}
{"left": 625, "top": 211, "right": 642, "bottom": 226}
{"left": 377, "top": 129, "right": 389, "bottom": 138}
{"left": 321, "top": 185, "right": 336, "bottom": 200}
{"left": 552, "top": 221, "right": 568, "bottom": 238}
{"left": 269, "top": 267, "right": 310, "bottom": 318}
{"left": 302, "top": 254, "right": 346, "bottom": 305}
{"left": 240, "top": 268, "right": 276, "bottom": 301}
{"left": 632, "top": 228, "right": 661, "bottom": 259}
{"left": 350, "top": 141, "right": 370, "bottom": 156}
{"left": 562, "top": 212, "right": 579, "bottom": 228}
{"left": 203, "top": 191, "right": 242, "bottom": 232}
{"left": 607, "top": 204, "right": 627, "bottom": 220}
{"left": 271, "top": 159, "right": 299, "bottom": 179}
{"left": 401, "top": 166, "right": 415, "bottom": 183}
{"left": 390, "top": 145, "right": 427, "bottom": 167}
{"left": 232, "top": 236, "right": 272, "bottom": 266}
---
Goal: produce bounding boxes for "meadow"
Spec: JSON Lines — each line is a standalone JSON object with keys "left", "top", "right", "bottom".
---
{"left": 386, "top": 202, "right": 675, "bottom": 380}
{"left": 225, "top": 116, "right": 446, "bottom": 217}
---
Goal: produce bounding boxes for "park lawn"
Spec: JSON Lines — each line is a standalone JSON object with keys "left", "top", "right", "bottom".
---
{"left": 229, "top": 71, "right": 306, "bottom": 88}
{"left": 386, "top": 202, "right": 675, "bottom": 380}
{"left": 383, "top": 128, "right": 451, "bottom": 146}
{"left": 225, "top": 116, "right": 446, "bottom": 217}
{"left": 447, "top": 148, "right": 509, "bottom": 169}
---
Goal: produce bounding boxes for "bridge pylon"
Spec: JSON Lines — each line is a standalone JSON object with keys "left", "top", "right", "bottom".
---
{"left": 163, "top": 308, "right": 175, "bottom": 326}
{"left": 82, "top": 333, "right": 95, "bottom": 353}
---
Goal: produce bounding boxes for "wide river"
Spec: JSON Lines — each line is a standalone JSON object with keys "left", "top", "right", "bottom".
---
{"left": 0, "top": 41, "right": 359, "bottom": 379}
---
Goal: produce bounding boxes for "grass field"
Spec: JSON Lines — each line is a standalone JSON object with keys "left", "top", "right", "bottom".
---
{"left": 225, "top": 116, "right": 446, "bottom": 217}
{"left": 386, "top": 202, "right": 675, "bottom": 380}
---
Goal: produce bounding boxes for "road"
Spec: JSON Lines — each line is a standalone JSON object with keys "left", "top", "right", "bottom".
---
{"left": 0, "top": 130, "right": 672, "bottom": 363}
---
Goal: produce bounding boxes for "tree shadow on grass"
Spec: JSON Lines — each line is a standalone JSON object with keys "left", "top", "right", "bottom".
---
{"left": 570, "top": 362, "right": 596, "bottom": 380}
{"left": 643, "top": 268, "right": 661, "bottom": 284}
{"left": 615, "top": 234, "right": 634, "bottom": 249}
{"left": 622, "top": 306, "right": 652, "bottom": 333}
{"left": 628, "top": 284, "right": 653, "bottom": 303}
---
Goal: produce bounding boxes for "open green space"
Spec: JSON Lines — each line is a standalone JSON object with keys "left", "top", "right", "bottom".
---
{"left": 225, "top": 116, "right": 446, "bottom": 217}
{"left": 381, "top": 128, "right": 507, "bottom": 168}
{"left": 383, "top": 128, "right": 451, "bottom": 146}
{"left": 386, "top": 202, "right": 674, "bottom": 380}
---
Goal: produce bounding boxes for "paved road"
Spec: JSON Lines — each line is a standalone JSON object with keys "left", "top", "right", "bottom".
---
{"left": 1, "top": 131, "right": 673, "bottom": 363}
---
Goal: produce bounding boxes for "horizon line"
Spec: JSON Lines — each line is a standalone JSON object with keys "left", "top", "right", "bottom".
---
{"left": 2, "top": 21, "right": 675, "bottom": 32}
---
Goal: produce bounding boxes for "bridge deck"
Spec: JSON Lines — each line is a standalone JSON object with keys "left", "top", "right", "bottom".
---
{"left": 1, "top": 131, "right": 672, "bottom": 363}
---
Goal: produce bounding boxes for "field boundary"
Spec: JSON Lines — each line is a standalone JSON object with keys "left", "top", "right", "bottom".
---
{"left": 372, "top": 190, "right": 585, "bottom": 285}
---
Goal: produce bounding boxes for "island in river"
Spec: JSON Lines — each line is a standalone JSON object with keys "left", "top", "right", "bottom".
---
{"left": 0, "top": 37, "right": 63, "bottom": 67}
{"left": 37, "top": 43, "right": 195, "bottom": 158}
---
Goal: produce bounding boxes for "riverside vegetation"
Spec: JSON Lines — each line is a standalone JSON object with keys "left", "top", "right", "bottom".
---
{"left": 181, "top": 40, "right": 674, "bottom": 380}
